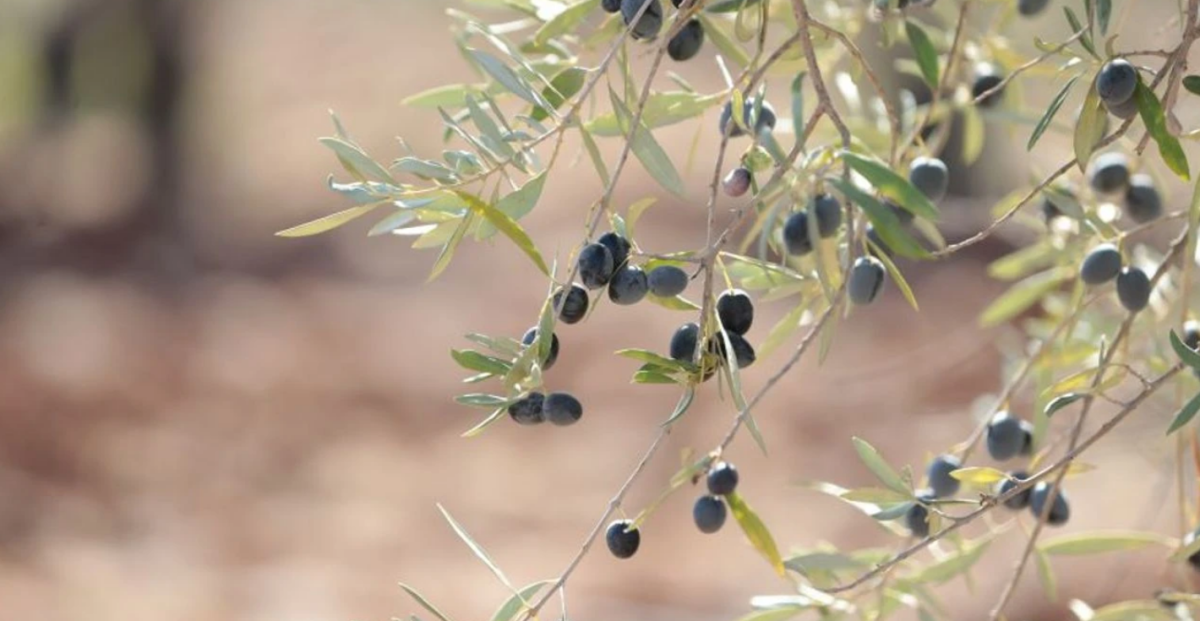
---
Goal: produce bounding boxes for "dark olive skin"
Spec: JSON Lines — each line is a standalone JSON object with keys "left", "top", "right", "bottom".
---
{"left": 522, "top": 327, "right": 560, "bottom": 370}
{"left": 602, "top": 0, "right": 621, "bottom": 12}
{"left": 986, "top": 411, "right": 1025, "bottom": 461}
{"left": 667, "top": 19, "right": 704, "bottom": 62}
{"left": 597, "top": 232, "right": 631, "bottom": 274}
{"left": 508, "top": 392, "right": 545, "bottom": 425}
{"left": 605, "top": 519, "right": 641, "bottom": 558}
{"left": 693, "top": 495, "right": 727, "bottom": 534}
{"left": 544, "top": 392, "right": 583, "bottom": 426}
{"left": 723, "top": 167, "right": 752, "bottom": 197}
{"left": 1184, "top": 529, "right": 1200, "bottom": 572}
{"left": 848, "top": 256, "right": 886, "bottom": 305}
{"left": 669, "top": 322, "right": 700, "bottom": 363}
{"left": 783, "top": 211, "right": 814, "bottom": 256}
{"left": 708, "top": 331, "right": 756, "bottom": 369}
{"left": 811, "top": 193, "right": 843, "bottom": 238}
{"left": 719, "top": 98, "right": 776, "bottom": 137}
{"left": 707, "top": 461, "right": 739, "bottom": 496}
{"left": 904, "top": 490, "right": 936, "bottom": 538}
{"left": 1018, "top": 0, "right": 1050, "bottom": 16}
{"left": 971, "top": 63, "right": 1005, "bottom": 108}
{"left": 1019, "top": 419, "right": 1034, "bottom": 456}
{"left": 1105, "top": 92, "right": 1140, "bottom": 119}
{"left": 553, "top": 284, "right": 589, "bottom": 324}
{"left": 997, "top": 471, "right": 1032, "bottom": 510}
{"left": 1116, "top": 266, "right": 1151, "bottom": 312}
{"left": 620, "top": 0, "right": 663, "bottom": 40}
{"left": 716, "top": 289, "right": 754, "bottom": 335}
{"left": 647, "top": 265, "right": 689, "bottom": 297}
{"left": 1079, "top": 243, "right": 1123, "bottom": 285}
{"left": 1184, "top": 320, "right": 1200, "bottom": 351}
{"left": 908, "top": 156, "right": 949, "bottom": 203}
{"left": 926, "top": 454, "right": 961, "bottom": 498}
{"left": 1029, "top": 482, "right": 1070, "bottom": 526}
{"left": 578, "top": 243, "right": 615, "bottom": 290}
{"left": 608, "top": 265, "right": 649, "bottom": 305}
{"left": 1125, "top": 174, "right": 1162, "bottom": 223}
{"left": 1089, "top": 152, "right": 1132, "bottom": 195}
{"left": 1097, "top": 58, "right": 1138, "bottom": 106}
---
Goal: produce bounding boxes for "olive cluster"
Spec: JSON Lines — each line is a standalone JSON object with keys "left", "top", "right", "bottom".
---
{"left": 1060, "top": 151, "right": 1166, "bottom": 313}
{"left": 578, "top": 231, "right": 691, "bottom": 304}
{"left": 509, "top": 231, "right": 694, "bottom": 427}
{"left": 605, "top": 460, "right": 740, "bottom": 559}
{"left": 602, "top": 0, "right": 707, "bottom": 62}
{"left": 905, "top": 410, "right": 1068, "bottom": 537}
{"left": 507, "top": 327, "right": 584, "bottom": 427}
{"left": 668, "top": 289, "right": 757, "bottom": 377}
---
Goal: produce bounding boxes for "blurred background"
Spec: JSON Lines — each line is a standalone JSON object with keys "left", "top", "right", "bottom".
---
{"left": 0, "top": 1, "right": 1196, "bottom": 620}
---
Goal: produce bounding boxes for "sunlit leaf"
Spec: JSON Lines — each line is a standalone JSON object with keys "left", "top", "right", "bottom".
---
{"left": 454, "top": 192, "right": 550, "bottom": 275}
{"left": 1135, "top": 81, "right": 1191, "bottom": 180}
{"left": 1040, "top": 531, "right": 1173, "bottom": 555}
{"left": 727, "top": 492, "right": 786, "bottom": 576}
{"left": 852, "top": 437, "right": 910, "bottom": 495}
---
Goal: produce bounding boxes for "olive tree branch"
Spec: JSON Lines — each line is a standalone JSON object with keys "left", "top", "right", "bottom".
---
{"left": 825, "top": 361, "right": 1184, "bottom": 595}
{"left": 986, "top": 223, "right": 1193, "bottom": 621}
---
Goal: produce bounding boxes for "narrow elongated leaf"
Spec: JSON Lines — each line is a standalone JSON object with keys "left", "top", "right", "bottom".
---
{"left": 275, "top": 202, "right": 387, "bottom": 237}
{"left": 532, "top": 66, "right": 586, "bottom": 121}
{"left": 399, "top": 583, "right": 454, "bottom": 621}
{"left": 453, "top": 192, "right": 549, "bottom": 275}
{"left": 319, "top": 137, "right": 397, "bottom": 184}
{"left": 436, "top": 504, "right": 517, "bottom": 591}
{"left": 697, "top": 14, "right": 751, "bottom": 67}
{"left": 1096, "top": 0, "right": 1112, "bottom": 35}
{"left": 829, "top": 178, "right": 930, "bottom": 259}
{"left": 451, "top": 349, "right": 513, "bottom": 375}
{"left": 490, "top": 580, "right": 554, "bottom": 621}
{"left": 533, "top": 0, "right": 597, "bottom": 45}
{"left": 1134, "top": 82, "right": 1190, "bottom": 180}
{"left": 1169, "top": 329, "right": 1200, "bottom": 369}
{"left": 1063, "top": 8, "right": 1097, "bottom": 58}
{"left": 479, "top": 172, "right": 546, "bottom": 239}
{"left": 1167, "top": 390, "right": 1200, "bottom": 435}
{"left": 852, "top": 437, "right": 910, "bottom": 495}
{"left": 616, "top": 348, "right": 694, "bottom": 372}
{"left": 949, "top": 467, "right": 1007, "bottom": 485}
{"left": 1074, "top": 74, "right": 1106, "bottom": 172}
{"left": 905, "top": 21, "right": 939, "bottom": 89}
{"left": 428, "top": 215, "right": 471, "bottom": 281}
{"left": 1090, "top": 601, "right": 1176, "bottom": 621}
{"left": 608, "top": 88, "right": 686, "bottom": 197}
{"left": 662, "top": 386, "right": 696, "bottom": 426}
{"left": 1029, "top": 75, "right": 1079, "bottom": 150}
{"left": 979, "top": 267, "right": 1071, "bottom": 327}
{"left": 903, "top": 538, "right": 991, "bottom": 585}
{"left": 871, "top": 242, "right": 920, "bottom": 311}
{"left": 369, "top": 209, "right": 419, "bottom": 237}
{"left": 1040, "top": 531, "right": 1172, "bottom": 555}
{"left": 403, "top": 83, "right": 486, "bottom": 109}
{"left": 1035, "top": 548, "right": 1058, "bottom": 602}
{"left": 791, "top": 73, "right": 806, "bottom": 146}
{"left": 455, "top": 393, "right": 511, "bottom": 409}
{"left": 1045, "top": 392, "right": 1084, "bottom": 417}
{"left": 727, "top": 492, "right": 786, "bottom": 576}
{"left": 840, "top": 151, "right": 938, "bottom": 221}
{"left": 467, "top": 49, "right": 548, "bottom": 109}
